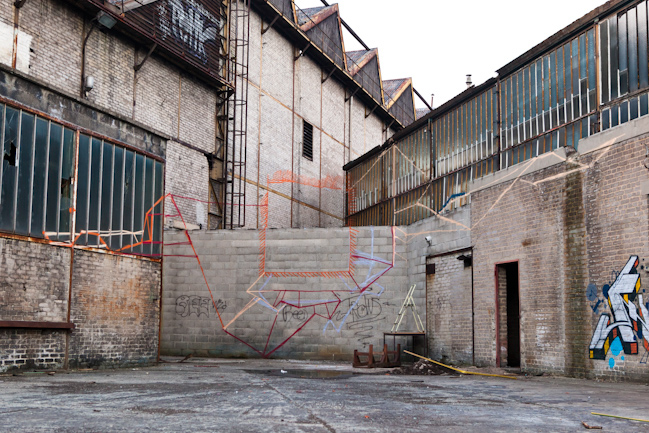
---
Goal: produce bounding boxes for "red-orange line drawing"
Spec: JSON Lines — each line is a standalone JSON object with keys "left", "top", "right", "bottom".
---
{"left": 267, "top": 170, "right": 344, "bottom": 190}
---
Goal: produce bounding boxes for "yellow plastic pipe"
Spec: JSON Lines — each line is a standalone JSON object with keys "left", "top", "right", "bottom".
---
{"left": 403, "top": 350, "right": 518, "bottom": 380}
{"left": 591, "top": 412, "right": 649, "bottom": 423}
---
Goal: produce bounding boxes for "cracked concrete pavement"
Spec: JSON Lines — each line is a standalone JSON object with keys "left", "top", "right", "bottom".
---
{"left": 1, "top": 358, "right": 648, "bottom": 432}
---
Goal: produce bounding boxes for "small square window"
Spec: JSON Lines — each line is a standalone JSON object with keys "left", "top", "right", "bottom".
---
{"left": 302, "top": 120, "right": 313, "bottom": 160}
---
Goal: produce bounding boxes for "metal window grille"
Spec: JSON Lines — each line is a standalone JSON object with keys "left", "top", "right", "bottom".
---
{"left": 302, "top": 120, "right": 313, "bottom": 161}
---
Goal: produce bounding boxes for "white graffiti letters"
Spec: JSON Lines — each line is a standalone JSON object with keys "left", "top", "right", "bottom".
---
{"left": 158, "top": 0, "right": 220, "bottom": 64}
{"left": 589, "top": 256, "right": 649, "bottom": 360}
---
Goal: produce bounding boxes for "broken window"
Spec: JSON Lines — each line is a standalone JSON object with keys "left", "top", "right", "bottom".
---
{"left": 0, "top": 102, "right": 164, "bottom": 257}
{"left": 0, "top": 105, "right": 73, "bottom": 239}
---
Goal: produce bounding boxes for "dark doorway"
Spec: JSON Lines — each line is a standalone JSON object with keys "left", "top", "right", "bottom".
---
{"left": 496, "top": 262, "right": 520, "bottom": 368}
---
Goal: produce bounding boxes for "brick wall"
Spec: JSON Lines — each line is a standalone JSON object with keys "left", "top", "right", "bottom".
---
{"left": 0, "top": 238, "right": 70, "bottom": 372}
{"left": 0, "top": 238, "right": 70, "bottom": 321}
{"left": 19, "top": 0, "right": 83, "bottom": 94}
{"left": 0, "top": 237, "right": 161, "bottom": 372}
{"left": 68, "top": 250, "right": 161, "bottom": 369}
{"left": 244, "top": 10, "right": 395, "bottom": 229}
{"left": 0, "top": 329, "right": 66, "bottom": 371}
{"left": 426, "top": 251, "right": 473, "bottom": 365}
{"left": 470, "top": 119, "right": 649, "bottom": 380}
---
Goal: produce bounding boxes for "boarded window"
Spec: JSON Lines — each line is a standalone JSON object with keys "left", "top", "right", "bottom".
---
{"left": 302, "top": 120, "right": 313, "bottom": 161}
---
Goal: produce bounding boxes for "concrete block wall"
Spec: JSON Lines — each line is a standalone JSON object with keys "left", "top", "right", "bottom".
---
{"left": 162, "top": 225, "right": 417, "bottom": 360}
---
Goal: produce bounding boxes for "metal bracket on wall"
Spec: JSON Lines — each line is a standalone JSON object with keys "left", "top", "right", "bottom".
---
{"left": 13, "top": 0, "right": 27, "bottom": 8}
{"left": 294, "top": 43, "right": 311, "bottom": 61}
{"left": 261, "top": 15, "right": 280, "bottom": 35}
{"left": 321, "top": 68, "right": 336, "bottom": 84}
{"left": 134, "top": 43, "right": 157, "bottom": 72}
{"left": 365, "top": 104, "right": 379, "bottom": 119}
{"left": 383, "top": 119, "right": 396, "bottom": 134}
{"left": 345, "top": 87, "right": 360, "bottom": 102}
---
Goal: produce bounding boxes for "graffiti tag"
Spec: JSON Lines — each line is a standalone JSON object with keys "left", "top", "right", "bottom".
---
{"left": 175, "top": 295, "right": 227, "bottom": 318}
{"left": 158, "top": 0, "right": 221, "bottom": 64}
{"left": 589, "top": 256, "right": 649, "bottom": 362}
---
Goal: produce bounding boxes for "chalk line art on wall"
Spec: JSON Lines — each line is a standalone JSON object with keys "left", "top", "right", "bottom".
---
{"left": 163, "top": 171, "right": 397, "bottom": 358}
{"left": 221, "top": 194, "right": 395, "bottom": 357}
{"left": 589, "top": 256, "right": 649, "bottom": 366}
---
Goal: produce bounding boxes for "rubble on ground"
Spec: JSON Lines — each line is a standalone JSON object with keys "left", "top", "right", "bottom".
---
{"left": 392, "top": 359, "right": 459, "bottom": 376}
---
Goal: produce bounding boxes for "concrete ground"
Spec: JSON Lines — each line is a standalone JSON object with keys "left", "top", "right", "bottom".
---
{"left": 1, "top": 358, "right": 648, "bottom": 432}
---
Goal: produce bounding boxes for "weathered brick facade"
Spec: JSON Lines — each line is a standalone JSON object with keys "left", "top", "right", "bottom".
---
{"left": 243, "top": 10, "right": 397, "bottom": 229}
{"left": 68, "top": 250, "right": 161, "bottom": 369}
{"left": 468, "top": 118, "right": 649, "bottom": 380}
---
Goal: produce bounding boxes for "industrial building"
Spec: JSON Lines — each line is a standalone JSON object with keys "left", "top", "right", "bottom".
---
{"left": 0, "top": 0, "right": 418, "bottom": 371}
{"left": 3, "top": 0, "right": 649, "bottom": 382}
{"left": 341, "top": 0, "right": 649, "bottom": 379}
{"left": 163, "top": 0, "right": 649, "bottom": 381}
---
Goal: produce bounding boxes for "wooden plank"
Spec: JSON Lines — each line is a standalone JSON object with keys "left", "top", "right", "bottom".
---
{"left": 0, "top": 321, "right": 75, "bottom": 329}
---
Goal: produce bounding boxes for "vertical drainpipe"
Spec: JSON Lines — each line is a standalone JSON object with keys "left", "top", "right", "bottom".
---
{"left": 290, "top": 46, "right": 296, "bottom": 228}
{"left": 318, "top": 71, "right": 323, "bottom": 228}
{"left": 11, "top": 2, "right": 20, "bottom": 69}
{"left": 429, "top": 117, "right": 434, "bottom": 208}
{"left": 391, "top": 146, "right": 396, "bottom": 226}
{"left": 471, "top": 247, "right": 475, "bottom": 366}
{"left": 496, "top": 81, "right": 502, "bottom": 172}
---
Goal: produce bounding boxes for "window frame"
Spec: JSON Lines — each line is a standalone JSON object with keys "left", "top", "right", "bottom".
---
{"left": 0, "top": 98, "right": 165, "bottom": 260}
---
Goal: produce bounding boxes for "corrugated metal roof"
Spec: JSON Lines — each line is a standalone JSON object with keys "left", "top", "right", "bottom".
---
{"left": 346, "top": 49, "right": 377, "bottom": 77}
{"left": 297, "top": 5, "right": 338, "bottom": 31}
{"left": 416, "top": 108, "right": 430, "bottom": 120}
{"left": 383, "top": 78, "right": 411, "bottom": 109}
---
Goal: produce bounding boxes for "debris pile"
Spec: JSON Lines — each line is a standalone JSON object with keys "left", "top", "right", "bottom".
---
{"left": 393, "top": 359, "right": 459, "bottom": 376}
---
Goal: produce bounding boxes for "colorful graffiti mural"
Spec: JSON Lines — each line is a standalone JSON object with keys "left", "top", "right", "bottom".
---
{"left": 589, "top": 256, "right": 649, "bottom": 365}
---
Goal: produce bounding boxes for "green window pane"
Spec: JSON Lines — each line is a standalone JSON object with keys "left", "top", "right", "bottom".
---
{"left": 15, "top": 112, "right": 34, "bottom": 236}
{"left": 0, "top": 107, "right": 20, "bottom": 232}
{"left": 76, "top": 134, "right": 91, "bottom": 245}
{"left": 30, "top": 118, "right": 49, "bottom": 238}
{"left": 45, "top": 123, "right": 62, "bottom": 237}
{"left": 88, "top": 138, "right": 102, "bottom": 246}
{"left": 58, "top": 128, "right": 74, "bottom": 239}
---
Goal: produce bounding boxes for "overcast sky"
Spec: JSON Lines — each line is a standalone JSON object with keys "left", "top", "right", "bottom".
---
{"left": 294, "top": 0, "right": 607, "bottom": 108}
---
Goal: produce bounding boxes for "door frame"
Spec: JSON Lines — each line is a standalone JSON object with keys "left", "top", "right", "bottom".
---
{"left": 494, "top": 260, "right": 520, "bottom": 367}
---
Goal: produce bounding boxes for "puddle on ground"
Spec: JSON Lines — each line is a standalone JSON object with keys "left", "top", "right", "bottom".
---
{"left": 246, "top": 369, "right": 352, "bottom": 379}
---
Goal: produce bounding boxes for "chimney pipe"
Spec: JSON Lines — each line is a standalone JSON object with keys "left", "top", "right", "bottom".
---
{"left": 430, "top": 94, "right": 434, "bottom": 109}
{"left": 466, "top": 74, "right": 472, "bottom": 89}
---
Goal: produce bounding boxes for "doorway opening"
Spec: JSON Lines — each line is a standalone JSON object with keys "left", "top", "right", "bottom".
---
{"left": 496, "top": 262, "right": 520, "bottom": 368}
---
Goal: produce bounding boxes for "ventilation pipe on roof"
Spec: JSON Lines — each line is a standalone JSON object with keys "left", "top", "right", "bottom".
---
{"left": 431, "top": 94, "right": 434, "bottom": 109}
{"left": 466, "top": 74, "right": 472, "bottom": 89}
